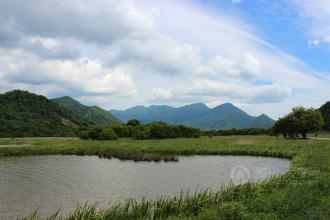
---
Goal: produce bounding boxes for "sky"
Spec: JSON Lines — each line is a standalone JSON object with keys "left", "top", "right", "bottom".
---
{"left": 0, "top": 0, "right": 330, "bottom": 118}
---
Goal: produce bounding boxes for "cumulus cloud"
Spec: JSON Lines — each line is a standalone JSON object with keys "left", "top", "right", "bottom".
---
{"left": 0, "top": 0, "right": 156, "bottom": 46}
{"left": 149, "top": 79, "right": 292, "bottom": 105}
{"left": 20, "top": 37, "right": 79, "bottom": 59}
{"left": 0, "top": 0, "right": 329, "bottom": 117}
{"left": 112, "top": 35, "right": 261, "bottom": 79}
{"left": 0, "top": 49, "right": 136, "bottom": 97}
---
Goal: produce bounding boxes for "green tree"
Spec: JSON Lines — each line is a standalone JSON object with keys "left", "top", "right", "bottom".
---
{"left": 100, "top": 127, "right": 118, "bottom": 140}
{"left": 88, "top": 127, "right": 103, "bottom": 140}
{"left": 273, "top": 107, "right": 324, "bottom": 139}
{"left": 112, "top": 125, "right": 129, "bottom": 137}
{"left": 126, "top": 119, "right": 141, "bottom": 127}
{"left": 291, "top": 107, "right": 324, "bottom": 138}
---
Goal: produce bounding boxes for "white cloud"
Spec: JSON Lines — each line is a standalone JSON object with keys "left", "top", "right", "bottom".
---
{"left": 0, "top": 0, "right": 329, "bottom": 117}
{"left": 292, "top": 0, "right": 330, "bottom": 46}
{"left": 0, "top": 49, "right": 136, "bottom": 97}
{"left": 149, "top": 79, "right": 292, "bottom": 105}
{"left": 232, "top": 0, "right": 243, "bottom": 4}
{"left": 308, "top": 39, "right": 321, "bottom": 48}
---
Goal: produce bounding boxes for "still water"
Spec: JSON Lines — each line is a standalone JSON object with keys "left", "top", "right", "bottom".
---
{"left": 0, "top": 155, "right": 290, "bottom": 219}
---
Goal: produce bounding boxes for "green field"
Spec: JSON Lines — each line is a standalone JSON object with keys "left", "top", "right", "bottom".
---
{"left": 0, "top": 136, "right": 329, "bottom": 219}
{"left": 308, "top": 130, "right": 330, "bottom": 138}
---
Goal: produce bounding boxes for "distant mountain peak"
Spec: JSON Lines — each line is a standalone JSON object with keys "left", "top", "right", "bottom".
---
{"left": 111, "top": 102, "right": 274, "bottom": 129}
{"left": 214, "top": 103, "right": 237, "bottom": 109}
{"left": 182, "top": 103, "right": 209, "bottom": 108}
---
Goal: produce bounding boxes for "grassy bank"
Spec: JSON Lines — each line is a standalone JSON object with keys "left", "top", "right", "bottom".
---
{"left": 0, "top": 136, "right": 329, "bottom": 219}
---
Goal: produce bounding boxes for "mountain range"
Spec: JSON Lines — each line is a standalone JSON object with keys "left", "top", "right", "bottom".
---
{"left": 2, "top": 90, "right": 328, "bottom": 138}
{"left": 111, "top": 103, "right": 275, "bottom": 130}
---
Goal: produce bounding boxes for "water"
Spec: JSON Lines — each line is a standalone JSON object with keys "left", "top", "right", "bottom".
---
{"left": 0, "top": 155, "right": 290, "bottom": 219}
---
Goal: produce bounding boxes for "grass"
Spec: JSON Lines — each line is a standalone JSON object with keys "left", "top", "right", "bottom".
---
{"left": 308, "top": 130, "right": 330, "bottom": 138}
{"left": 0, "top": 135, "right": 329, "bottom": 219}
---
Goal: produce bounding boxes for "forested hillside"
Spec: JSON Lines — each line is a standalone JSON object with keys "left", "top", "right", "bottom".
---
{"left": 52, "top": 96, "right": 122, "bottom": 125}
{"left": 0, "top": 90, "right": 90, "bottom": 137}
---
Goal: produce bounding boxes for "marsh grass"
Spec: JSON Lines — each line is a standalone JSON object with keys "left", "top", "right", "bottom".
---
{"left": 1, "top": 136, "right": 329, "bottom": 219}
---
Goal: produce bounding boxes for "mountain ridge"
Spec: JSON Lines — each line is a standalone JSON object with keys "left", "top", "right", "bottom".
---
{"left": 0, "top": 90, "right": 90, "bottom": 137}
{"left": 111, "top": 103, "right": 275, "bottom": 130}
{"left": 52, "top": 96, "right": 122, "bottom": 126}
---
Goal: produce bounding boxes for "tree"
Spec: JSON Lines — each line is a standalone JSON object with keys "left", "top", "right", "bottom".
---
{"left": 149, "top": 122, "right": 175, "bottom": 139}
{"left": 78, "top": 131, "right": 89, "bottom": 140}
{"left": 273, "top": 107, "right": 324, "bottom": 139}
{"left": 112, "top": 125, "right": 129, "bottom": 137}
{"left": 100, "top": 127, "right": 118, "bottom": 140}
{"left": 292, "top": 107, "right": 324, "bottom": 138}
{"left": 319, "top": 101, "right": 330, "bottom": 130}
{"left": 88, "top": 127, "right": 103, "bottom": 140}
{"left": 126, "top": 119, "right": 141, "bottom": 127}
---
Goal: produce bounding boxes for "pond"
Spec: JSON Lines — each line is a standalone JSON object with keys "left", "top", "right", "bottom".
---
{"left": 0, "top": 155, "right": 290, "bottom": 219}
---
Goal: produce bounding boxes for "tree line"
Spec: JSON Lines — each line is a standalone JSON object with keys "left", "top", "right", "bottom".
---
{"left": 78, "top": 119, "right": 201, "bottom": 140}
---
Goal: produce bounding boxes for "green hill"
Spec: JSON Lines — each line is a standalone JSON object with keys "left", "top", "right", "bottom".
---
{"left": 52, "top": 96, "right": 122, "bottom": 125}
{"left": 0, "top": 90, "right": 90, "bottom": 137}
{"left": 319, "top": 101, "right": 330, "bottom": 130}
{"left": 111, "top": 103, "right": 274, "bottom": 130}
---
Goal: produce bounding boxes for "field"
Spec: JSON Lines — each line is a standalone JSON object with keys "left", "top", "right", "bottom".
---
{"left": 308, "top": 130, "right": 330, "bottom": 138}
{"left": 0, "top": 136, "right": 329, "bottom": 219}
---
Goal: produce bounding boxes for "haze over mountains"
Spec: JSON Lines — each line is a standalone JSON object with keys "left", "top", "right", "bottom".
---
{"left": 111, "top": 103, "right": 275, "bottom": 130}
